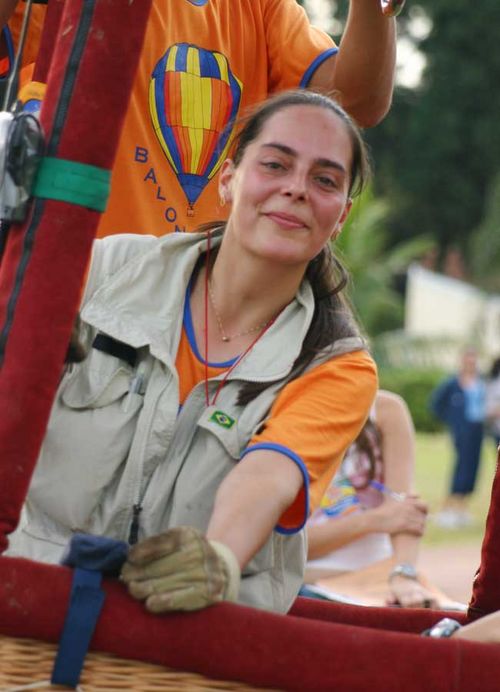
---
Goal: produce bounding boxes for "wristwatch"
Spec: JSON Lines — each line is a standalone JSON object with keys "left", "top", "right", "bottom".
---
{"left": 422, "top": 618, "right": 462, "bottom": 639}
{"left": 388, "top": 563, "right": 418, "bottom": 581}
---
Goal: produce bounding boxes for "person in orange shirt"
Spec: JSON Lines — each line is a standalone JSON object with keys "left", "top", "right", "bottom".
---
{"left": 2, "top": 0, "right": 397, "bottom": 236}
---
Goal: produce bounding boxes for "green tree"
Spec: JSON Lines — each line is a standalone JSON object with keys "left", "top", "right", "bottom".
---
{"left": 336, "top": 187, "right": 433, "bottom": 336}
{"left": 365, "top": 1, "right": 500, "bottom": 260}
{"left": 471, "top": 172, "right": 500, "bottom": 292}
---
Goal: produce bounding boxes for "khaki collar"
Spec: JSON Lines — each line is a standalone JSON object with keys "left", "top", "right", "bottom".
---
{"left": 81, "top": 232, "right": 315, "bottom": 381}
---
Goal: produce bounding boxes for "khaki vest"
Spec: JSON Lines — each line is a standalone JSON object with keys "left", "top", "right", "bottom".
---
{"left": 7, "top": 232, "right": 366, "bottom": 612}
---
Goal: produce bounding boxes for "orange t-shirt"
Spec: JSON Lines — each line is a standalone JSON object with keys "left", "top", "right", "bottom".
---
{"left": 4, "top": 3, "right": 46, "bottom": 86}
{"left": 97, "top": 0, "right": 336, "bottom": 236}
{"left": 13, "top": 1, "right": 336, "bottom": 234}
{"left": 177, "top": 286, "right": 378, "bottom": 532}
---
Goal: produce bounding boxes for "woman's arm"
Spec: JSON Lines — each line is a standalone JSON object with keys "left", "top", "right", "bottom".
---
{"left": 206, "top": 450, "right": 304, "bottom": 568}
{"left": 453, "top": 611, "right": 500, "bottom": 643}
{"left": 308, "top": 390, "right": 433, "bottom": 607}
{"left": 122, "top": 352, "right": 377, "bottom": 612}
{"left": 307, "top": 493, "right": 426, "bottom": 560}
{"left": 121, "top": 449, "right": 304, "bottom": 613}
{"left": 126, "top": 434, "right": 383, "bottom": 614}
{"left": 430, "top": 378, "right": 453, "bottom": 422}
{"left": 309, "top": 0, "right": 396, "bottom": 127}
{"left": 376, "top": 390, "right": 421, "bottom": 565}
{"left": 308, "top": 390, "right": 427, "bottom": 561}
{"left": 308, "top": 510, "right": 380, "bottom": 560}
{"left": 375, "top": 391, "right": 437, "bottom": 607}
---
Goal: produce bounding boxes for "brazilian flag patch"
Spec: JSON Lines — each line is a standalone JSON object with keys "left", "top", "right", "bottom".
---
{"left": 210, "top": 410, "right": 236, "bottom": 429}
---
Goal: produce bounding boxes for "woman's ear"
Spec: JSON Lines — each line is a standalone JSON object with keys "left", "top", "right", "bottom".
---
{"left": 218, "top": 159, "right": 235, "bottom": 205}
{"left": 331, "top": 197, "right": 353, "bottom": 241}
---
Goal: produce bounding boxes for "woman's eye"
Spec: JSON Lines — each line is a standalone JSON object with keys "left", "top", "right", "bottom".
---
{"left": 262, "top": 160, "right": 285, "bottom": 171}
{"left": 315, "top": 175, "right": 337, "bottom": 189}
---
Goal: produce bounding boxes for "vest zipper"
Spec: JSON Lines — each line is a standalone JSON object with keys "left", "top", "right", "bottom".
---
{"left": 128, "top": 503, "right": 143, "bottom": 544}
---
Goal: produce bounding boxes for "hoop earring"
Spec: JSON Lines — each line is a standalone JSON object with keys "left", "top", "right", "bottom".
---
{"left": 219, "top": 194, "right": 226, "bottom": 208}
{"left": 331, "top": 225, "right": 342, "bottom": 242}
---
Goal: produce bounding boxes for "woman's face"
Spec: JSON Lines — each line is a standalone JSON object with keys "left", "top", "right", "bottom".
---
{"left": 219, "top": 105, "right": 353, "bottom": 267}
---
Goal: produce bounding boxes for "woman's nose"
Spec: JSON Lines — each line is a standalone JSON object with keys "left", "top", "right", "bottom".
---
{"left": 282, "top": 172, "right": 308, "bottom": 200}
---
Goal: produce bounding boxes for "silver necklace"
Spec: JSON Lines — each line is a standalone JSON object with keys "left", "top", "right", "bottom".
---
{"left": 207, "top": 276, "right": 271, "bottom": 342}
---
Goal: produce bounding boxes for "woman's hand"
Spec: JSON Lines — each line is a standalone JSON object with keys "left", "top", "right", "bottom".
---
{"left": 388, "top": 575, "right": 438, "bottom": 609}
{"left": 120, "top": 526, "right": 240, "bottom": 613}
{"left": 371, "top": 496, "right": 428, "bottom": 536}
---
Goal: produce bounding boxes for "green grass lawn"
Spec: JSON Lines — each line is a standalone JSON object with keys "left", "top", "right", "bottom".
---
{"left": 415, "top": 432, "right": 498, "bottom": 547}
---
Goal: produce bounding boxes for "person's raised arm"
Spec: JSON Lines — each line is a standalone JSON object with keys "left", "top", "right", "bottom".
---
{"left": 309, "top": 0, "right": 396, "bottom": 127}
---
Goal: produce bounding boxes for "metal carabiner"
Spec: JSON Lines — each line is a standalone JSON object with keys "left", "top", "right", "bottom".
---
{"left": 380, "top": 0, "right": 406, "bottom": 17}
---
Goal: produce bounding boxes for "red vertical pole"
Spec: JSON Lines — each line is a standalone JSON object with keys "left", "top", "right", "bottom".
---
{"left": 0, "top": 0, "right": 152, "bottom": 551}
{"left": 468, "top": 449, "right": 500, "bottom": 620}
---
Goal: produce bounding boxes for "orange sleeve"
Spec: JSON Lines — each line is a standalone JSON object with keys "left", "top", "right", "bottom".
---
{"left": 263, "top": 0, "right": 337, "bottom": 91}
{"left": 9, "top": 4, "right": 46, "bottom": 67}
{"left": 244, "top": 350, "right": 378, "bottom": 532}
{"left": 7, "top": 3, "right": 46, "bottom": 89}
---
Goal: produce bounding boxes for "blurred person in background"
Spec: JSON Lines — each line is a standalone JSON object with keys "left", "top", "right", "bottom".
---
{"left": 486, "top": 356, "right": 500, "bottom": 449}
{"left": 430, "top": 347, "right": 486, "bottom": 530}
{"left": 305, "top": 389, "right": 437, "bottom": 609}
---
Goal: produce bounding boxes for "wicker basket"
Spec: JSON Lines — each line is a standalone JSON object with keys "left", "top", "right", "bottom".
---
{"left": 0, "top": 636, "right": 279, "bottom": 691}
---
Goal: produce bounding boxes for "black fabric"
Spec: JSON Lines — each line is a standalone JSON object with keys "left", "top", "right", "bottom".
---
{"left": 92, "top": 333, "right": 138, "bottom": 367}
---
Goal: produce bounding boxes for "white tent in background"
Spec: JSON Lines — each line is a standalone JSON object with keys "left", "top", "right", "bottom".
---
{"left": 404, "top": 264, "right": 500, "bottom": 364}
{"left": 405, "top": 264, "right": 485, "bottom": 339}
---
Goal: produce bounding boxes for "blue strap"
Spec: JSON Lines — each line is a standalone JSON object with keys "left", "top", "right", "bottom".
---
{"left": 63, "top": 533, "right": 129, "bottom": 575}
{"left": 51, "top": 534, "right": 129, "bottom": 687}
{"left": 51, "top": 568, "right": 105, "bottom": 687}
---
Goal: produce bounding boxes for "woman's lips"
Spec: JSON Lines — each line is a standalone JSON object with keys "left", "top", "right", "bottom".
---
{"left": 265, "top": 211, "right": 308, "bottom": 230}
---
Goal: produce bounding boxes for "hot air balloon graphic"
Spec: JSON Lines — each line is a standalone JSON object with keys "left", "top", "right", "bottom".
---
{"left": 150, "top": 43, "right": 242, "bottom": 210}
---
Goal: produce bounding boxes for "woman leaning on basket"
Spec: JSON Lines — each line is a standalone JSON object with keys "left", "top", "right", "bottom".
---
{"left": 6, "top": 90, "right": 377, "bottom": 614}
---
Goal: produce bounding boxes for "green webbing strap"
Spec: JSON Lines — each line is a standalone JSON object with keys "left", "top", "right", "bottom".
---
{"left": 33, "top": 156, "right": 111, "bottom": 212}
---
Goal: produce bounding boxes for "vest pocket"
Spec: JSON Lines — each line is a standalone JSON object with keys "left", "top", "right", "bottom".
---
{"left": 28, "top": 351, "right": 144, "bottom": 532}
{"left": 196, "top": 404, "right": 242, "bottom": 459}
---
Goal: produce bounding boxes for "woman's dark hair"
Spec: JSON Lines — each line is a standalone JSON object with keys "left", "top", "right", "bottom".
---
{"left": 354, "top": 418, "right": 382, "bottom": 484}
{"left": 198, "top": 90, "right": 371, "bottom": 404}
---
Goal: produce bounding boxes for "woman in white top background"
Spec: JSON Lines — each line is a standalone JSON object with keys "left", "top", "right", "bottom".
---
{"left": 306, "top": 389, "right": 437, "bottom": 608}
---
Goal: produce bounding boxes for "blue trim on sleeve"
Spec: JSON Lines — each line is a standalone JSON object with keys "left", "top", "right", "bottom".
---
{"left": 300, "top": 47, "right": 338, "bottom": 88}
{"left": 240, "top": 442, "right": 309, "bottom": 534}
{"left": 183, "top": 277, "right": 238, "bottom": 368}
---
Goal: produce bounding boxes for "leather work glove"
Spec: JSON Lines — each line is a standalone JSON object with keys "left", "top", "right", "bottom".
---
{"left": 120, "top": 526, "right": 241, "bottom": 613}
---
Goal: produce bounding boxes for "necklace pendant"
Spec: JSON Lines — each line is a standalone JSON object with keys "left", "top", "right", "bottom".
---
{"left": 222, "top": 336, "right": 230, "bottom": 342}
